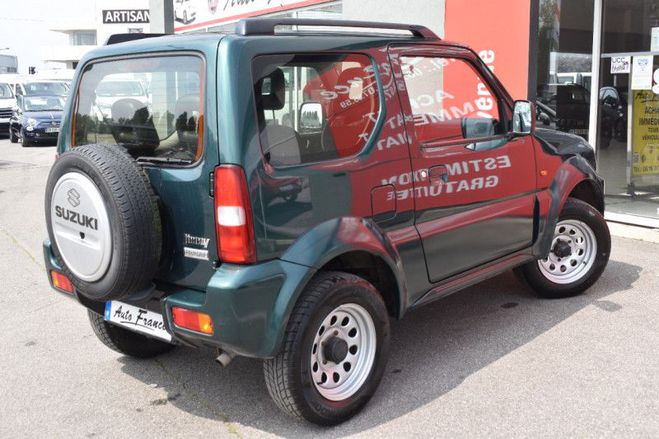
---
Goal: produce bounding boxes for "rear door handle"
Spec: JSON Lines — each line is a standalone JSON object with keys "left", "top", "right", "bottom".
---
{"left": 429, "top": 165, "right": 449, "bottom": 184}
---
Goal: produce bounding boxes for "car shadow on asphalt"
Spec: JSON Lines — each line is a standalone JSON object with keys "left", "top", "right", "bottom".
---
{"left": 118, "top": 259, "right": 641, "bottom": 437}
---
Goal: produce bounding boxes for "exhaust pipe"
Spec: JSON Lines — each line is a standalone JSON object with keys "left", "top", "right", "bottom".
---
{"left": 215, "top": 349, "right": 235, "bottom": 367}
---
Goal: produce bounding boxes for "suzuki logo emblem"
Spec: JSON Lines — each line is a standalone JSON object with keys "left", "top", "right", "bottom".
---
{"left": 67, "top": 188, "right": 81, "bottom": 207}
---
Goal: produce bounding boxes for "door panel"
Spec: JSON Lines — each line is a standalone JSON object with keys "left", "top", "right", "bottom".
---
{"left": 416, "top": 195, "right": 535, "bottom": 280}
{"left": 390, "top": 45, "right": 537, "bottom": 283}
{"left": 248, "top": 45, "right": 416, "bottom": 263}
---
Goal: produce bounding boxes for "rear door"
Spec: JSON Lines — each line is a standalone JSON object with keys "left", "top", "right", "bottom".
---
{"left": 389, "top": 44, "right": 537, "bottom": 283}
{"left": 71, "top": 52, "right": 218, "bottom": 290}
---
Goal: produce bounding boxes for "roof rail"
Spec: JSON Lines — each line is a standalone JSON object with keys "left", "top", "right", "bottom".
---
{"left": 235, "top": 18, "right": 439, "bottom": 39}
{"left": 104, "top": 33, "right": 168, "bottom": 45}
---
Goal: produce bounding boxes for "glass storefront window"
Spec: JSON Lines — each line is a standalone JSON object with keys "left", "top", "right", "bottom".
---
{"left": 602, "top": 0, "right": 659, "bottom": 53}
{"left": 536, "top": 0, "right": 594, "bottom": 141}
{"left": 597, "top": 0, "right": 659, "bottom": 225}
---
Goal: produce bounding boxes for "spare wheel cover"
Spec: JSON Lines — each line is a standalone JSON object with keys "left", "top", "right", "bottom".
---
{"left": 50, "top": 172, "right": 112, "bottom": 282}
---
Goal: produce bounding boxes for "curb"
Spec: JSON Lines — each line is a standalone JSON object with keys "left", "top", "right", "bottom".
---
{"left": 607, "top": 221, "right": 659, "bottom": 244}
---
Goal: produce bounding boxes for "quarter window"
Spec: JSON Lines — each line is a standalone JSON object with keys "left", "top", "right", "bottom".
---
{"left": 73, "top": 55, "right": 204, "bottom": 164}
{"left": 399, "top": 56, "right": 506, "bottom": 146}
{"left": 252, "top": 53, "right": 380, "bottom": 166}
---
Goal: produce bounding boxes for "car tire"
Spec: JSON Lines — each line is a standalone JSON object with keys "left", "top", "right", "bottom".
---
{"left": 21, "top": 135, "right": 30, "bottom": 147}
{"left": 9, "top": 128, "right": 18, "bottom": 143}
{"left": 263, "top": 271, "right": 390, "bottom": 426}
{"left": 516, "top": 198, "right": 610, "bottom": 298}
{"left": 45, "top": 144, "right": 162, "bottom": 301}
{"left": 87, "top": 310, "right": 175, "bottom": 358}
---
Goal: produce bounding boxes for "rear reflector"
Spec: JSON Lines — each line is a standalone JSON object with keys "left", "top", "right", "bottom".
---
{"left": 214, "top": 165, "right": 256, "bottom": 264}
{"left": 171, "top": 307, "right": 214, "bottom": 335}
{"left": 50, "top": 271, "right": 73, "bottom": 294}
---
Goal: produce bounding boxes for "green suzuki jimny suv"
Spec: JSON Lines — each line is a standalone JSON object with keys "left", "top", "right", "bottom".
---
{"left": 44, "top": 18, "right": 610, "bottom": 425}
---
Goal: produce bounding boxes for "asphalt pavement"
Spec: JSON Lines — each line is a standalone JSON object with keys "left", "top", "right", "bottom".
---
{"left": 0, "top": 138, "right": 658, "bottom": 438}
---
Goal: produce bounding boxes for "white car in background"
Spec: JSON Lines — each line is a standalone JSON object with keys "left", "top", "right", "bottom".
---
{"left": 94, "top": 79, "right": 149, "bottom": 119}
{"left": 174, "top": 0, "right": 196, "bottom": 24}
{"left": 13, "top": 80, "right": 70, "bottom": 97}
{"left": 0, "top": 82, "right": 17, "bottom": 135}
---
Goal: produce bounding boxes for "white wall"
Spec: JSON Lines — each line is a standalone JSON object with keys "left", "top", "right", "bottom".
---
{"left": 341, "top": 0, "right": 444, "bottom": 38}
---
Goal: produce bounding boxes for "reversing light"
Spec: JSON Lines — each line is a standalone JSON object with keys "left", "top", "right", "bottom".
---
{"left": 171, "top": 307, "right": 214, "bottom": 335}
{"left": 50, "top": 271, "right": 73, "bottom": 294}
{"left": 214, "top": 165, "right": 256, "bottom": 264}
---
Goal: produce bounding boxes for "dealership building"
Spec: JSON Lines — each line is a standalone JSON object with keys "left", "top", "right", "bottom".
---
{"left": 171, "top": 0, "right": 659, "bottom": 228}
{"left": 36, "top": 0, "right": 658, "bottom": 227}
{"left": 43, "top": 0, "right": 150, "bottom": 70}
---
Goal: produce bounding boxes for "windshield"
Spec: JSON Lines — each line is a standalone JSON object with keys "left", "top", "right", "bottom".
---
{"left": 0, "top": 83, "right": 13, "bottom": 98}
{"left": 24, "top": 82, "right": 69, "bottom": 96}
{"left": 96, "top": 80, "right": 145, "bottom": 97}
{"left": 23, "top": 96, "right": 65, "bottom": 111}
{"left": 73, "top": 55, "right": 203, "bottom": 164}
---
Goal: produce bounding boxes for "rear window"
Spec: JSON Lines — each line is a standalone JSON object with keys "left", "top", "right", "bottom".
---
{"left": 23, "top": 96, "right": 65, "bottom": 111}
{"left": 73, "top": 54, "right": 204, "bottom": 164}
{"left": 252, "top": 53, "right": 380, "bottom": 166}
{"left": 96, "top": 81, "right": 145, "bottom": 97}
{"left": 24, "top": 82, "right": 68, "bottom": 96}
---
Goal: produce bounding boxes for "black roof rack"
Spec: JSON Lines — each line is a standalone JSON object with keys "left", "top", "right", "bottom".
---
{"left": 235, "top": 18, "right": 439, "bottom": 39}
{"left": 105, "top": 33, "right": 168, "bottom": 45}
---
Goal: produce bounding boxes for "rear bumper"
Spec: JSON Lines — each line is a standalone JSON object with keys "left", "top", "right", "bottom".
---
{"left": 43, "top": 240, "right": 315, "bottom": 358}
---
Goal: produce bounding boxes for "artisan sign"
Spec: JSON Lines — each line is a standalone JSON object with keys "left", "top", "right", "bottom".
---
{"left": 102, "top": 9, "right": 150, "bottom": 24}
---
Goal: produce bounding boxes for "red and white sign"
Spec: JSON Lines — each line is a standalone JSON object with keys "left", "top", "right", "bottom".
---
{"left": 444, "top": 0, "right": 532, "bottom": 100}
{"left": 175, "top": 0, "right": 334, "bottom": 33}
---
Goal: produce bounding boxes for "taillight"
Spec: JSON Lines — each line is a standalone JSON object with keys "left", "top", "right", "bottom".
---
{"left": 214, "top": 165, "right": 256, "bottom": 264}
{"left": 171, "top": 307, "right": 214, "bottom": 335}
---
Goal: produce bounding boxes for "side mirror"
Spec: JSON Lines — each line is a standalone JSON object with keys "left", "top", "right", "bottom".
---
{"left": 513, "top": 100, "right": 535, "bottom": 135}
{"left": 299, "top": 102, "right": 323, "bottom": 131}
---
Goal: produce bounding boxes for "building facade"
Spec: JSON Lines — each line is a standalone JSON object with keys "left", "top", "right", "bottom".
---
{"left": 42, "top": 0, "right": 151, "bottom": 70}
{"left": 173, "top": 0, "right": 659, "bottom": 227}
{"left": 0, "top": 55, "right": 18, "bottom": 74}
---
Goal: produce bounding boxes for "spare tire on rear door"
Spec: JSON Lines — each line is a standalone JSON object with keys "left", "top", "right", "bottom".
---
{"left": 45, "top": 144, "right": 162, "bottom": 301}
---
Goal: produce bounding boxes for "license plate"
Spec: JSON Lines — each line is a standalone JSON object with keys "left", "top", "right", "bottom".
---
{"left": 45, "top": 127, "right": 60, "bottom": 133}
{"left": 104, "top": 301, "right": 172, "bottom": 342}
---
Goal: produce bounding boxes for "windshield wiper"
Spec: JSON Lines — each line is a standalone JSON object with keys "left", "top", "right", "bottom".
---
{"left": 136, "top": 156, "right": 193, "bottom": 165}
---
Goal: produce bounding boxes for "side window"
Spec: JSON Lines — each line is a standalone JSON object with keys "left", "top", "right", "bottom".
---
{"left": 399, "top": 56, "right": 506, "bottom": 146}
{"left": 252, "top": 53, "right": 380, "bottom": 166}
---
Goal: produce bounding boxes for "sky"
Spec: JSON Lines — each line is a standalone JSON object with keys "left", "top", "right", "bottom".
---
{"left": 0, "top": 0, "right": 94, "bottom": 74}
